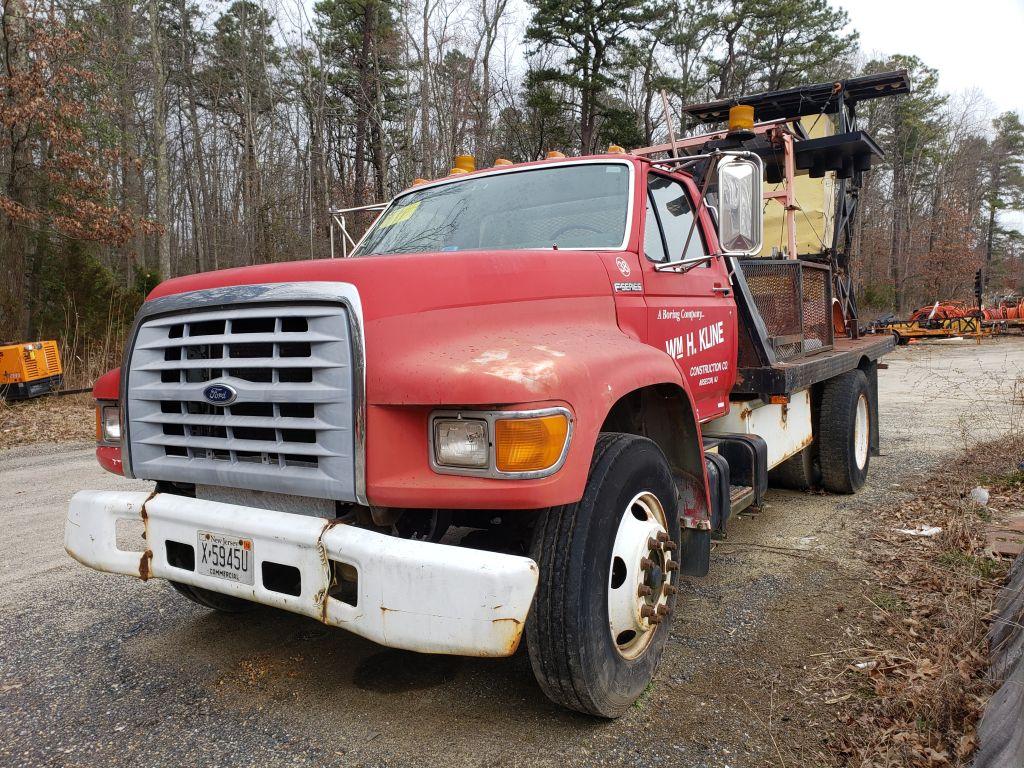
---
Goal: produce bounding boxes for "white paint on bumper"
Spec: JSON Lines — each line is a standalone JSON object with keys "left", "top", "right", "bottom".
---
{"left": 65, "top": 490, "right": 538, "bottom": 657}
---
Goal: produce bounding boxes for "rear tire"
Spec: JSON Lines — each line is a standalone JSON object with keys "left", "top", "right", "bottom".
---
{"left": 818, "top": 370, "right": 871, "bottom": 494}
{"left": 768, "top": 445, "right": 820, "bottom": 490}
{"left": 526, "top": 433, "right": 681, "bottom": 718}
{"left": 170, "top": 581, "right": 256, "bottom": 613}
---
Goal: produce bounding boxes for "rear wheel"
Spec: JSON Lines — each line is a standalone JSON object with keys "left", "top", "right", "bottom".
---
{"left": 768, "top": 445, "right": 820, "bottom": 490}
{"left": 526, "top": 433, "right": 681, "bottom": 718}
{"left": 819, "top": 370, "right": 871, "bottom": 493}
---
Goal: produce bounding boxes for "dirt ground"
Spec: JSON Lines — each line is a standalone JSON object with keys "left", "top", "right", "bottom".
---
{"left": 0, "top": 337, "right": 1021, "bottom": 768}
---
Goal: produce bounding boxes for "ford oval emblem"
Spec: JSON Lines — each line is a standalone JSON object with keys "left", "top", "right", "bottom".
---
{"left": 202, "top": 383, "right": 237, "bottom": 406}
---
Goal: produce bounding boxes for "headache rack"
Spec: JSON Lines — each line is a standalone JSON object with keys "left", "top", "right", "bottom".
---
{"left": 734, "top": 259, "right": 834, "bottom": 363}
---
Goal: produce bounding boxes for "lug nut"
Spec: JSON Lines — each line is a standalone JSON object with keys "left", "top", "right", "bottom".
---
{"left": 663, "top": 540, "right": 678, "bottom": 552}
{"left": 640, "top": 605, "right": 655, "bottom": 618}
{"left": 647, "top": 537, "right": 661, "bottom": 550}
{"left": 656, "top": 604, "right": 669, "bottom": 616}
{"left": 649, "top": 614, "right": 662, "bottom": 624}
{"left": 656, "top": 531, "right": 669, "bottom": 542}
{"left": 637, "top": 584, "right": 653, "bottom": 597}
{"left": 665, "top": 560, "right": 679, "bottom": 572}
{"left": 663, "top": 584, "right": 678, "bottom": 596}
{"left": 640, "top": 557, "right": 654, "bottom": 571}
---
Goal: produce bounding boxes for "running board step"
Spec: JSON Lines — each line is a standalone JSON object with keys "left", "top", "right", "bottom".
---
{"left": 730, "top": 484, "right": 756, "bottom": 516}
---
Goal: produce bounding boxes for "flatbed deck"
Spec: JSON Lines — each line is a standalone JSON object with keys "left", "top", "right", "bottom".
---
{"left": 733, "top": 334, "right": 894, "bottom": 396}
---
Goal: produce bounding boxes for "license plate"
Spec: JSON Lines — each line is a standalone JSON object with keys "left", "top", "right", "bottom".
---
{"left": 196, "top": 530, "right": 254, "bottom": 585}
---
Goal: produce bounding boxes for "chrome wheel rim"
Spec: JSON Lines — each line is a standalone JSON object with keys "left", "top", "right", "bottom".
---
{"left": 854, "top": 393, "right": 869, "bottom": 470}
{"left": 607, "top": 491, "right": 677, "bottom": 660}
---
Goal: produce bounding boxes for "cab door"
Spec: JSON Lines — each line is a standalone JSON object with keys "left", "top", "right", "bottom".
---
{"left": 641, "top": 170, "right": 737, "bottom": 421}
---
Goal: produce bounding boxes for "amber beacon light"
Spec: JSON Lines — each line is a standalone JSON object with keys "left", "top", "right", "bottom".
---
{"left": 728, "top": 104, "right": 755, "bottom": 136}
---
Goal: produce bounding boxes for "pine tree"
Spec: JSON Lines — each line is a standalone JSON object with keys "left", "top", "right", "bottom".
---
{"left": 525, "top": 0, "right": 671, "bottom": 154}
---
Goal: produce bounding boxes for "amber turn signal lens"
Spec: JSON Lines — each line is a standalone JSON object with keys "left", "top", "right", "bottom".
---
{"left": 494, "top": 414, "right": 569, "bottom": 473}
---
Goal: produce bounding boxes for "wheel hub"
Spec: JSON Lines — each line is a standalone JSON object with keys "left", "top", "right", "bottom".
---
{"left": 607, "top": 491, "right": 678, "bottom": 659}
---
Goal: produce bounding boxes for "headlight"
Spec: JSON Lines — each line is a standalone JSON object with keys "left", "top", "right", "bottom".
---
{"left": 96, "top": 403, "right": 120, "bottom": 444}
{"left": 430, "top": 408, "right": 572, "bottom": 477}
{"left": 433, "top": 418, "right": 489, "bottom": 468}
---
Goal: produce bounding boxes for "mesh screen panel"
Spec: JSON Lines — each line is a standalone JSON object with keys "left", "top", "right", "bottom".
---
{"left": 737, "top": 259, "right": 833, "bottom": 361}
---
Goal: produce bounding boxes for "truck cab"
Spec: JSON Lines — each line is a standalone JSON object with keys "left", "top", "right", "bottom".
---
{"left": 67, "top": 87, "right": 899, "bottom": 717}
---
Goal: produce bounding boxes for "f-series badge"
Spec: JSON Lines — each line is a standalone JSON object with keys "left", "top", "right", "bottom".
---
{"left": 614, "top": 282, "right": 643, "bottom": 293}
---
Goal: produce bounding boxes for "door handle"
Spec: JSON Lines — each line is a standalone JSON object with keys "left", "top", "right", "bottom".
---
{"left": 712, "top": 286, "right": 731, "bottom": 295}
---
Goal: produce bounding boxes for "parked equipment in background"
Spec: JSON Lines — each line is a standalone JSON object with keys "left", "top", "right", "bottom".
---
{"left": 868, "top": 296, "right": 1024, "bottom": 343}
{"left": 0, "top": 340, "right": 63, "bottom": 400}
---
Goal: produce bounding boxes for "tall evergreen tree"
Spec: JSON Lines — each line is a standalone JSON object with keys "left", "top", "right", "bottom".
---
{"left": 525, "top": 0, "right": 671, "bottom": 153}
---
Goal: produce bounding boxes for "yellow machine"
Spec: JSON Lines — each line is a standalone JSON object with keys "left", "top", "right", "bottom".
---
{"left": 0, "top": 340, "right": 63, "bottom": 400}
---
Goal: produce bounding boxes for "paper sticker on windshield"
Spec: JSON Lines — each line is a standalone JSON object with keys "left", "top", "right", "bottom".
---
{"left": 380, "top": 201, "right": 420, "bottom": 227}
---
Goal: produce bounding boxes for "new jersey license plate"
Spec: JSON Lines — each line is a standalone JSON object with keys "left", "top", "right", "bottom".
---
{"left": 197, "top": 530, "right": 254, "bottom": 585}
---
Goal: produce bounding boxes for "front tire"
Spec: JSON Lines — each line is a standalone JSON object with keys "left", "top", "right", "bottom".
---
{"left": 526, "top": 433, "right": 681, "bottom": 718}
{"left": 819, "top": 370, "right": 872, "bottom": 493}
{"left": 170, "top": 581, "right": 256, "bottom": 613}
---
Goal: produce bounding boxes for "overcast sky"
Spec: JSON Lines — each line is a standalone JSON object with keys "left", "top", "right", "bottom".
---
{"left": 835, "top": 0, "right": 1022, "bottom": 116}
{"left": 834, "top": 0, "right": 1024, "bottom": 231}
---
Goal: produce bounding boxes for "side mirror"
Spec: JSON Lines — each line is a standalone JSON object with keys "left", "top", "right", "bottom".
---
{"left": 716, "top": 155, "right": 763, "bottom": 256}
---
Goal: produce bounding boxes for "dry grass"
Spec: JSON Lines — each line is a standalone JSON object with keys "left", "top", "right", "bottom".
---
{"left": 0, "top": 393, "right": 94, "bottom": 450}
{"left": 815, "top": 433, "right": 1024, "bottom": 766}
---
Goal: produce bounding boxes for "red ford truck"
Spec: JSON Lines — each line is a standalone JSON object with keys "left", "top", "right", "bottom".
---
{"left": 66, "top": 76, "right": 905, "bottom": 717}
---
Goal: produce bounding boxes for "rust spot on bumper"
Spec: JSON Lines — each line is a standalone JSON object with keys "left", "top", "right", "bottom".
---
{"left": 491, "top": 617, "right": 525, "bottom": 656}
{"left": 139, "top": 549, "right": 153, "bottom": 580}
{"left": 138, "top": 490, "right": 158, "bottom": 580}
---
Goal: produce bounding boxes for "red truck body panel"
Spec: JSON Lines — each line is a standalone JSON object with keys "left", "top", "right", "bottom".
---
{"left": 97, "top": 155, "right": 735, "bottom": 518}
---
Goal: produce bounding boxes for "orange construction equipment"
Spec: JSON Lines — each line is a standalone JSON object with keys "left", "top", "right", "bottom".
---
{"left": 907, "top": 301, "right": 972, "bottom": 322}
{"left": 0, "top": 340, "right": 63, "bottom": 400}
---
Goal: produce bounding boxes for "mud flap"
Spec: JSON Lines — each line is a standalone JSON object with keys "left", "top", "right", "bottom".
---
{"left": 679, "top": 529, "right": 711, "bottom": 577}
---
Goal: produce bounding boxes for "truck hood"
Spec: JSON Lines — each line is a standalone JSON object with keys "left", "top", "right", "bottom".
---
{"left": 146, "top": 250, "right": 633, "bottom": 406}
{"left": 148, "top": 250, "right": 613, "bottom": 323}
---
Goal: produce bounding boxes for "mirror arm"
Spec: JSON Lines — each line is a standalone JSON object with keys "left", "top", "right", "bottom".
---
{"left": 654, "top": 253, "right": 722, "bottom": 273}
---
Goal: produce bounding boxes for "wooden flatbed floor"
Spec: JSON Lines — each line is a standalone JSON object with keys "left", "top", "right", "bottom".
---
{"left": 733, "top": 334, "right": 895, "bottom": 396}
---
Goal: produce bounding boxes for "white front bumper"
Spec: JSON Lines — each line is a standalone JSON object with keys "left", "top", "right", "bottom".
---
{"left": 65, "top": 490, "right": 538, "bottom": 657}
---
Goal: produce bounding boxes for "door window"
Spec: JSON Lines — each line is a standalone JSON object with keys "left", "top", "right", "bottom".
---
{"left": 645, "top": 175, "right": 708, "bottom": 264}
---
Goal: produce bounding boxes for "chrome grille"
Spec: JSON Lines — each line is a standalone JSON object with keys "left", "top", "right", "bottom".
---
{"left": 125, "top": 302, "right": 356, "bottom": 501}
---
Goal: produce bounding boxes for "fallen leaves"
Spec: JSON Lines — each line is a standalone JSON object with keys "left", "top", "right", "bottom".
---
{"left": 0, "top": 393, "right": 94, "bottom": 450}
{"left": 814, "top": 432, "right": 1024, "bottom": 767}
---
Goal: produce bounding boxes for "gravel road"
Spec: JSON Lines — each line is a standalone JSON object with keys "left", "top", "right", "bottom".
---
{"left": 1, "top": 337, "right": 1021, "bottom": 768}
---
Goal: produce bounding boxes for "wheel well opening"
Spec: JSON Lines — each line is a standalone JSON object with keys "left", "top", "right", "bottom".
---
{"left": 600, "top": 384, "right": 708, "bottom": 521}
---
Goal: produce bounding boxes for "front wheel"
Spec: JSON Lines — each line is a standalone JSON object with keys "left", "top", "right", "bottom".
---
{"left": 526, "top": 433, "right": 681, "bottom": 718}
{"left": 170, "top": 581, "right": 256, "bottom": 613}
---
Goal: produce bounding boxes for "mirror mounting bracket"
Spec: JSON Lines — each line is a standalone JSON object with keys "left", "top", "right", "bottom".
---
{"left": 654, "top": 253, "right": 721, "bottom": 273}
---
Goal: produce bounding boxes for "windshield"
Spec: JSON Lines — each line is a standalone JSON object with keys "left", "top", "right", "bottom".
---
{"left": 354, "top": 163, "right": 631, "bottom": 255}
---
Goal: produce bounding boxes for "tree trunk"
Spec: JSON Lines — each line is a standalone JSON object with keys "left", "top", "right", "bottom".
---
{"left": 150, "top": 0, "right": 171, "bottom": 279}
{"left": 2, "top": 0, "right": 32, "bottom": 338}
{"left": 419, "top": 0, "right": 432, "bottom": 175}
